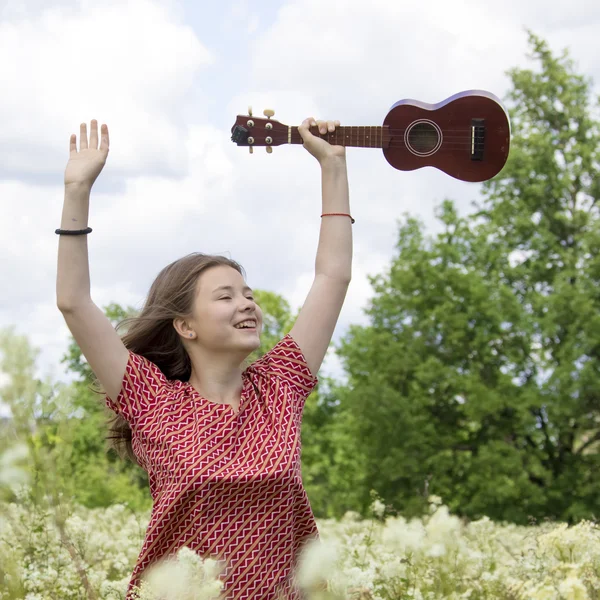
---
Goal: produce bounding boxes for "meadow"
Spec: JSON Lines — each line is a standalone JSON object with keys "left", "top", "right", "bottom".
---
{"left": 1, "top": 494, "right": 598, "bottom": 600}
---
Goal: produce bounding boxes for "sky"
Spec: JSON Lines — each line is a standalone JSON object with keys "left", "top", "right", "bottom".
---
{"left": 0, "top": 0, "right": 599, "bottom": 399}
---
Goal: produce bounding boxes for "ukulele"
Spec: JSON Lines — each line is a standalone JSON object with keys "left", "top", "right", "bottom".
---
{"left": 230, "top": 90, "right": 511, "bottom": 183}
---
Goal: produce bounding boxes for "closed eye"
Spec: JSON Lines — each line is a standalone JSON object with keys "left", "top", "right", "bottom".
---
{"left": 217, "top": 295, "right": 254, "bottom": 301}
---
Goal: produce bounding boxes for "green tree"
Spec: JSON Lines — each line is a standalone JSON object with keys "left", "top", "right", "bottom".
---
{"left": 59, "top": 303, "right": 152, "bottom": 511}
{"left": 333, "top": 32, "right": 600, "bottom": 523}
{"left": 0, "top": 327, "right": 119, "bottom": 598}
{"left": 247, "top": 290, "right": 295, "bottom": 360}
{"left": 300, "top": 379, "right": 367, "bottom": 518}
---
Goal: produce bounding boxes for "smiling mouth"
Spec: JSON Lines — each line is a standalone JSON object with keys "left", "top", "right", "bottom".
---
{"left": 234, "top": 322, "right": 257, "bottom": 331}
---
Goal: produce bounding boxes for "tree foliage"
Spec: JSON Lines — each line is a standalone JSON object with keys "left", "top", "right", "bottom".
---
{"left": 332, "top": 32, "right": 600, "bottom": 523}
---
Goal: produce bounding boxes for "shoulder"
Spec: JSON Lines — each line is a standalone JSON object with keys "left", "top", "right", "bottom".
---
{"left": 247, "top": 334, "right": 305, "bottom": 370}
{"left": 246, "top": 334, "right": 318, "bottom": 397}
{"left": 105, "top": 351, "right": 184, "bottom": 426}
{"left": 126, "top": 351, "right": 191, "bottom": 388}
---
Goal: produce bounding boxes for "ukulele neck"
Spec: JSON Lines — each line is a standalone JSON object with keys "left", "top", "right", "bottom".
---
{"left": 289, "top": 125, "right": 391, "bottom": 148}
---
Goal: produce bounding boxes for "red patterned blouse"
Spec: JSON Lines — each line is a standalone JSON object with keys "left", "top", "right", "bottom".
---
{"left": 105, "top": 334, "right": 320, "bottom": 600}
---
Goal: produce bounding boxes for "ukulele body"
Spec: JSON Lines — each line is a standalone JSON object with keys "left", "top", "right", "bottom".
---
{"left": 383, "top": 90, "right": 510, "bottom": 182}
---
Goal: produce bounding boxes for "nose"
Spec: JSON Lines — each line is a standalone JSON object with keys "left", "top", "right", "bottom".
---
{"left": 240, "top": 297, "right": 255, "bottom": 312}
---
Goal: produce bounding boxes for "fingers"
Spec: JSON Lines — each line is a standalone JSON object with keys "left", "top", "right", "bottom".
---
{"left": 70, "top": 120, "right": 109, "bottom": 153}
{"left": 297, "top": 117, "right": 315, "bottom": 142}
{"left": 315, "top": 119, "right": 340, "bottom": 135}
{"left": 79, "top": 122, "right": 88, "bottom": 150}
{"left": 100, "top": 123, "right": 110, "bottom": 152}
{"left": 299, "top": 117, "right": 340, "bottom": 136}
{"left": 89, "top": 120, "right": 99, "bottom": 149}
{"left": 298, "top": 117, "right": 340, "bottom": 142}
{"left": 298, "top": 117, "right": 316, "bottom": 131}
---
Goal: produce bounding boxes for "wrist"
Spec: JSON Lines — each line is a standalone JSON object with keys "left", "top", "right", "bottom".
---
{"left": 319, "top": 155, "right": 347, "bottom": 171}
{"left": 65, "top": 181, "right": 92, "bottom": 191}
{"left": 64, "top": 182, "right": 92, "bottom": 203}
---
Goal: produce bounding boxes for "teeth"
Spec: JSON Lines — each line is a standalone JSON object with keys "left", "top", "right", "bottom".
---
{"left": 235, "top": 321, "right": 256, "bottom": 329}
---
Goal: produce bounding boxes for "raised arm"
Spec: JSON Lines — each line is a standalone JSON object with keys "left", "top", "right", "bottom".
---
{"left": 289, "top": 118, "right": 352, "bottom": 376}
{"left": 57, "top": 120, "right": 129, "bottom": 401}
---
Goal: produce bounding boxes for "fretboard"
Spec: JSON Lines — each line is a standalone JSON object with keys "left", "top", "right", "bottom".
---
{"left": 289, "top": 125, "right": 390, "bottom": 148}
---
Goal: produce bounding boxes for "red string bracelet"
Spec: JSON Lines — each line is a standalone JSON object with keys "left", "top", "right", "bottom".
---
{"left": 321, "top": 212, "right": 355, "bottom": 224}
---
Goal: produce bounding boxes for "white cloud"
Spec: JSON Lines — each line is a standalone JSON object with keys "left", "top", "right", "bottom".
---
{"left": 0, "top": 0, "right": 212, "bottom": 179}
{"left": 250, "top": 0, "right": 600, "bottom": 128}
{"left": 227, "top": 0, "right": 260, "bottom": 35}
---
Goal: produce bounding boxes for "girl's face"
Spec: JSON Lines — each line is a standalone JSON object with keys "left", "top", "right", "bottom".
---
{"left": 189, "top": 265, "right": 262, "bottom": 354}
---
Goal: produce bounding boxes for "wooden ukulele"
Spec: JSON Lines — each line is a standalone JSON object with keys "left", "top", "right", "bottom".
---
{"left": 230, "top": 90, "right": 511, "bottom": 182}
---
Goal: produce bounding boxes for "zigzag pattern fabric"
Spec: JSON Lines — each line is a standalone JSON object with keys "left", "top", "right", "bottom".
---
{"left": 105, "top": 333, "right": 320, "bottom": 599}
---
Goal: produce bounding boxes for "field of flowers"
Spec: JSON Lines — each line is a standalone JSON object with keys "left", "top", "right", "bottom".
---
{"left": 1, "top": 494, "right": 598, "bottom": 600}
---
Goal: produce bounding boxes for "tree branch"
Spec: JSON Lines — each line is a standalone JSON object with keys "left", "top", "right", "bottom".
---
{"left": 575, "top": 431, "right": 600, "bottom": 455}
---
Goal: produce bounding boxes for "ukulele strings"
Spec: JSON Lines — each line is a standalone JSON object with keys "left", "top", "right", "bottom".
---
{"left": 269, "top": 129, "right": 483, "bottom": 141}
{"left": 266, "top": 134, "right": 479, "bottom": 150}
{"left": 268, "top": 134, "right": 475, "bottom": 141}
{"left": 286, "top": 127, "right": 488, "bottom": 135}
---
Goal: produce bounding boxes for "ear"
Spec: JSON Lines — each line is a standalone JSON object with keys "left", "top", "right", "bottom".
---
{"left": 173, "top": 317, "right": 195, "bottom": 340}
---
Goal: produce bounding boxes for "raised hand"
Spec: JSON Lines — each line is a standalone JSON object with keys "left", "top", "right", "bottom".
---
{"left": 64, "top": 120, "right": 110, "bottom": 188}
{"left": 298, "top": 117, "right": 346, "bottom": 164}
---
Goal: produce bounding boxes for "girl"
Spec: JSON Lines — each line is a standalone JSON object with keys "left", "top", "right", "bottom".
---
{"left": 56, "top": 118, "right": 352, "bottom": 599}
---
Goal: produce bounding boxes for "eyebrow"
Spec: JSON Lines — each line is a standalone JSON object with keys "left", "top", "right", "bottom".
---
{"left": 212, "top": 285, "right": 253, "bottom": 294}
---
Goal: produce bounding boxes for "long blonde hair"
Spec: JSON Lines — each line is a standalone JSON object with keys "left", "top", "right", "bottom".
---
{"left": 105, "top": 253, "right": 245, "bottom": 463}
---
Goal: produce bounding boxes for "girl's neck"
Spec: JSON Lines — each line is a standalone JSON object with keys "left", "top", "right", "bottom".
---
{"left": 187, "top": 350, "right": 246, "bottom": 406}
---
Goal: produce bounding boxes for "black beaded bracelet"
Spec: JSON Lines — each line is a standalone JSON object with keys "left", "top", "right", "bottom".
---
{"left": 55, "top": 227, "right": 93, "bottom": 235}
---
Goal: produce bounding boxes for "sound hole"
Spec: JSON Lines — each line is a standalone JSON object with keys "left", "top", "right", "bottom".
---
{"left": 406, "top": 121, "right": 441, "bottom": 156}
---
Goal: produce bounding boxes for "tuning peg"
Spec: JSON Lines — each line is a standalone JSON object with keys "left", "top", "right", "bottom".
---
{"left": 263, "top": 109, "right": 275, "bottom": 119}
{"left": 266, "top": 146, "right": 273, "bottom": 154}
{"left": 248, "top": 106, "right": 253, "bottom": 117}
{"left": 249, "top": 146, "right": 253, "bottom": 154}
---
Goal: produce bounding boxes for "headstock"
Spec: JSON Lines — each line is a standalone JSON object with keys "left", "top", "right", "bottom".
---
{"left": 230, "top": 107, "right": 289, "bottom": 153}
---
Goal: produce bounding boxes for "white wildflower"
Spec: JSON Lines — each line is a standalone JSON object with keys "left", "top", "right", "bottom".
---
{"left": 341, "top": 511, "right": 362, "bottom": 522}
{"left": 296, "top": 538, "right": 339, "bottom": 591}
{"left": 425, "top": 505, "right": 462, "bottom": 543}
{"left": 529, "top": 584, "right": 559, "bottom": 600}
{"left": 426, "top": 543, "right": 446, "bottom": 557}
{"left": 370, "top": 499, "right": 386, "bottom": 519}
{"left": 134, "top": 547, "right": 224, "bottom": 600}
{"left": 381, "top": 516, "right": 425, "bottom": 553}
{"left": 558, "top": 573, "right": 589, "bottom": 600}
